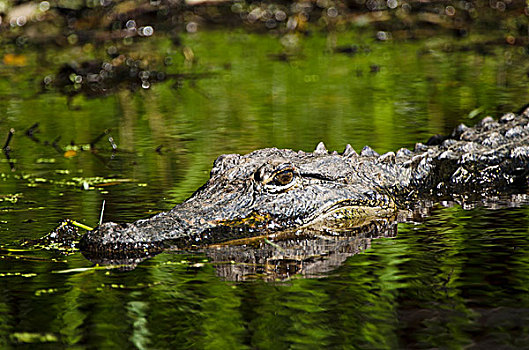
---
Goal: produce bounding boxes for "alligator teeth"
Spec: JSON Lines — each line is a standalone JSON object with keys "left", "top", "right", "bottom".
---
{"left": 342, "top": 144, "right": 357, "bottom": 157}
{"left": 314, "top": 141, "right": 328, "bottom": 155}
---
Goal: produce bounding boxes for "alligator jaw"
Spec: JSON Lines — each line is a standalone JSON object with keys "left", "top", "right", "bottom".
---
{"left": 304, "top": 202, "right": 398, "bottom": 232}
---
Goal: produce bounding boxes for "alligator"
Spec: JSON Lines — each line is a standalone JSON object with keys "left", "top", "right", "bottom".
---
{"left": 78, "top": 106, "right": 529, "bottom": 260}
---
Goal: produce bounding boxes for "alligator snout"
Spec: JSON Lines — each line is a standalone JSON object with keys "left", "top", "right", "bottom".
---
{"left": 79, "top": 222, "right": 167, "bottom": 257}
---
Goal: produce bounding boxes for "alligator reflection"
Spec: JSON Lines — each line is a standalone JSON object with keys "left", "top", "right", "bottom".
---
{"left": 207, "top": 218, "right": 397, "bottom": 281}
{"left": 82, "top": 218, "right": 397, "bottom": 281}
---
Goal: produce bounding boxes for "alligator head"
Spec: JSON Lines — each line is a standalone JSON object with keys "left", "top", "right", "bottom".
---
{"left": 79, "top": 107, "right": 529, "bottom": 259}
{"left": 79, "top": 143, "right": 399, "bottom": 257}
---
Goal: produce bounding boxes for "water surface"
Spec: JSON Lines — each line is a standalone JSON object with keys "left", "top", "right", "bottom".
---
{"left": 1, "top": 18, "right": 529, "bottom": 348}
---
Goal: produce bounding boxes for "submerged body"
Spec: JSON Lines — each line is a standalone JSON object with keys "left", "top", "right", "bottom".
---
{"left": 79, "top": 108, "right": 529, "bottom": 257}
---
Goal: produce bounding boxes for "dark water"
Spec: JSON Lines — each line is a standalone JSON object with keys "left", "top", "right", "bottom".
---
{"left": 1, "top": 21, "right": 529, "bottom": 348}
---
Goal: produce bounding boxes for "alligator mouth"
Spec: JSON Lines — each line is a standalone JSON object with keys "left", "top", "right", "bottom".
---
{"left": 210, "top": 199, "right": 399, "bottom": 237}
{"left": 208, "top": 200, "right": 398, "bottom": 248}
{"left": 302, "top": 199, "right": 397, "bottom": 231}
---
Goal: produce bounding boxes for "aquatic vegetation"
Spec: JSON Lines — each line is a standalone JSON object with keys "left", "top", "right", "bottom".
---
{"left": 0, "top": 193, "right": 23, "bottom": 203}
{"left": 1, "top": 172, "right": 137, "bottom": 190}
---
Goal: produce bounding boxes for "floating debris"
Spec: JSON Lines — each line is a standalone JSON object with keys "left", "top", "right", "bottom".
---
{"left": 0, "top": 272, "right": 37, "bottom": 278}
{"left": 0, "top": 193, "right": 23, "bottom": 203}
{"left": 43, "top": 57, "right": 214, "bottom": 102}
{"left": 10, "top": 332, "right": 58, "bottom": 344}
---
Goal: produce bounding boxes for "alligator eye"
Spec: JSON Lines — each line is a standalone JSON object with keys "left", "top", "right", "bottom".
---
{"left": 259, "top": 164, "right": 298, "bottom": 193}
{"left": 271, "top": 169, "right": 294, "bottom": 186}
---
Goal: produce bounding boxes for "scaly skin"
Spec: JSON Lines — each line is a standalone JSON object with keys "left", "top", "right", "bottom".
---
{"left": 79, "top": 107, "right": 529, "bottom": 257}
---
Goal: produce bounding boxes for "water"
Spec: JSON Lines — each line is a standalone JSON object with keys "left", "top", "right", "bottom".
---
{"left": 1, "top": 15, "right": 529, "bottom": 349}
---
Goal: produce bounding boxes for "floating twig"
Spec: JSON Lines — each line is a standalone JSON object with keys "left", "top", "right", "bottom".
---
{"left": 99, "top": 200, "right": 106, "bottom": 226}
{"left": 51, "top": 136, "right": 62, "bottom": 154}
{"left": 3, "top": 128, "right": 14, "bottom": 151}
{"left": 70, "top": 220, "right": 94, "bottom": 231}
{"left": 3, "top": 152, "right": 15, "bottom": 171}
{"left": 52, "top": 265, "right": 126, "bottom": 274}
{"left": 25, "top": 123, "right": 40, "bottom": 142}
{"left": 3, "top": 128, "right": 15, "bottom": 171}
{"left": 90, "top": 129, "right": 110, "bottom": 149}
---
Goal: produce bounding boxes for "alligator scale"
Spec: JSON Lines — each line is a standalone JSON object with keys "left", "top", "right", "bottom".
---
{"left": 79, "top": 107, "right": 529, "bottom": 258}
